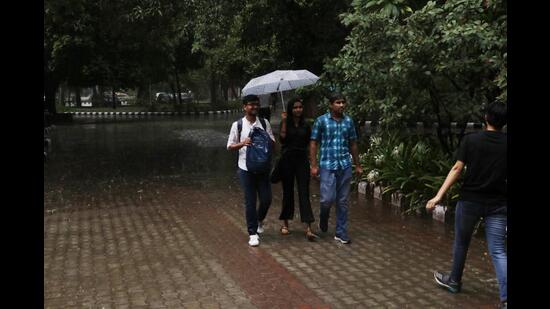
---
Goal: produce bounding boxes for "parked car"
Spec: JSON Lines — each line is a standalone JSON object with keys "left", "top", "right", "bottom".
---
{"left": 116, "top": 92, "right": 131, "bottom": 106}
{"left": 155, "top": 92, "right": 173, "bottom": 103}
{"left": 180, "top": 91, "right": 193, "bottom": 103}
{"left": 79, "top": 92, "right": 133, "bottom": 107}
{"left": 103, "top": 92, "right": 122, "bottom": 106}
{"left": 80, "top": 95, "right": 93, "bottom": 107}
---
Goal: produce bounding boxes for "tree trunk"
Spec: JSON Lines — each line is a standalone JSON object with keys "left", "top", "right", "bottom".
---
{"left": 221, "top": 80, "right": 228, "bottom": 103}
{"left": 169, "top": 82, "right": 177, "bottom": 105}
{"left": 428, "top": 81, "right": 451, "bottom": 157}
{"left": 209, "top": 68, "right": 217, "bottom": 106}
{"left": 98, "top": 85, "right": 106, "bottom": 107}
{"left": 58, "top": 84, "right": 65, "bottom": 107}
{"left": 174, "top": 67, "right": 182, "bottom": 105}
{"left": 44, "top": 77, "right": 58, "bottom": 114}
{"left": 60, "top": 84, "right": 68, "bottom": 106}
{"left": 66, "top": 88, "right": 71, "bottom": 107}
{"left": 112, "top": 89, "right": 117, "bottom": 109}
{"left": 149, "top": 82, "right": 152, "bottom": 106}
{"left": 304, "top": 96, "right": 317, "bottom": 119}
{"left": 229, "top": 84, "right": 238, "bottom": 100}
{"left": 91, "top": 86, "right": 98, "bottom": 107}
{"left": 136, "top": 85, "right": 145, "bottom": 106}
{"left": 75, "top": 87, "right": 82, "bottom": 108}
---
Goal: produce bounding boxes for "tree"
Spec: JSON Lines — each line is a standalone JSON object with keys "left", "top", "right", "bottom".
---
{"left": 45, "top": 0, "right": 197, "bottom": 109}
{"left": 45, "top": 0, "right": 356, "bottom": 110}
{"left": 353, "top": 0, "right": 413, "bottom": 19}
{"left": 189, "top": 0, "right": 352, "bottom": 105}
{"left": 44, "top": 0, "right": 97, "bottom": 112}
{"left": 323, "top": 0, "right": 506, "bottom": 155}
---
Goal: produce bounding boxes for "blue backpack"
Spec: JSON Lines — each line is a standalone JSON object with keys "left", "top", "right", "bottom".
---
{"left": 238, "top": 118, "right": 273, "bottom": 174}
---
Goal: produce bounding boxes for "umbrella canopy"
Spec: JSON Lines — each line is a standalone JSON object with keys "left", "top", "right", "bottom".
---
{"left": 241, "top": 70, "right": 319, "bottom": 96}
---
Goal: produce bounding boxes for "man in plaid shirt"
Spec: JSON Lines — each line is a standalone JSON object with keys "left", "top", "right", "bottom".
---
{"left": 309, "top": 93, "right": 363, "bottom": 244}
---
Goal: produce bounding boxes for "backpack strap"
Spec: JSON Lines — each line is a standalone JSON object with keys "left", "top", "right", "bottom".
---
{"left": 237, "top": 118, "right": 243, "bottom": 143}
{"left": 238, "top": 117, "right": 266, "bottom": 142}
{"left": 259, "top": 117, "right": 267, "bottom": 130}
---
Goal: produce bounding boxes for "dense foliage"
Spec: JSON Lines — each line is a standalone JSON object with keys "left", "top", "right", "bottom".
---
{"left": 322, "top": 0, "right": 506, "bottom": 154}
{"left": 45, "top": 0, "right": 351, "bottom": 112}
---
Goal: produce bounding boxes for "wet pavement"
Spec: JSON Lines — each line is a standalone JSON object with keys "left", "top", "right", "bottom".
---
{"left": 44, "top": 114, "right": 502, "bottom": 308}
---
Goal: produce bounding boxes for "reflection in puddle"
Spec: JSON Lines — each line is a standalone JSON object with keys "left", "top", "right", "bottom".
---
{"left": 44, "top": 116, "right": 246, "bottom": 196}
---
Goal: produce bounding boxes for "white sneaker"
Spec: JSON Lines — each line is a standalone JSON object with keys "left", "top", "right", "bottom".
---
{"left": 248, "top": 234, "right": 260, "bottom": 247}
{"left": 257, "top": 222, "right": 264, "bottom": 234}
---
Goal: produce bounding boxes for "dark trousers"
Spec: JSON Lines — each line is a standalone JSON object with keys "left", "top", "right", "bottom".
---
{"left": 238, "top": 168, "right": 272, "bottom": 235}
{"left": 451, "top": 200, "right": 507, "bottom": 301}
{"left": 279, "top": 151, "right": 314, "bottom": 223}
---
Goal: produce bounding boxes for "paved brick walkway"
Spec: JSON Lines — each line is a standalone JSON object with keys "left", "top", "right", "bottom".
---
{"left": 45, "top": 178, "right": 502, "bottom": 308}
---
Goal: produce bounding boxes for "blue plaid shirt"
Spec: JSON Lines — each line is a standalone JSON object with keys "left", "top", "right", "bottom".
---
{"left": 310, "top": 112, "right": 358, "bottom": 170}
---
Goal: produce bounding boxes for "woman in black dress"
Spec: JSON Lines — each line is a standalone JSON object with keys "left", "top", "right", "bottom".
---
{"left": 278, "top": 97, "right": 318, "bottom": 241}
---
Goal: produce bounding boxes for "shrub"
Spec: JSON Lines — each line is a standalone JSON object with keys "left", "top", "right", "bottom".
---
{"left": 358, "top": 132, "right": 461, "bottom": 213}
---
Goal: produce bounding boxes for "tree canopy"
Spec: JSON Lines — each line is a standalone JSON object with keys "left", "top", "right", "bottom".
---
{"left": 45, "top": 0, "right": 507, "bottom": 148}
{"left": 44, "top": 0, "right": 352, "bottom": 111}
{"left": 320, "top": 0, "right": 506, "bottom": 153}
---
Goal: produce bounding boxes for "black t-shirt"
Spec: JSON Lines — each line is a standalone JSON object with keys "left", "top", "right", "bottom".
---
{"left": 456, "top": 131, "right": 507, "bottom": 205}
{"left": 280, "top": 120, "right": 310, "bottom": 152}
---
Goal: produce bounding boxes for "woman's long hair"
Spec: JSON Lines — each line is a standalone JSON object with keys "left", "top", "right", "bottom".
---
{"left": 285, "top": 97, "right": 305, "bottom": 128}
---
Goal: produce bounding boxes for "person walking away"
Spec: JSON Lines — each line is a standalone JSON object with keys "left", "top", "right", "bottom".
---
{"left": 309, "top": 93, "right": 363, "bottom": 244}
{"left": 278, "top": 97, "right": 318, "bottom": 241}
{"left": 227, "top": 94, "right": 276, "bottom": 247}
{"left": 426, "top": 102, "right": 507, "bottom": 308}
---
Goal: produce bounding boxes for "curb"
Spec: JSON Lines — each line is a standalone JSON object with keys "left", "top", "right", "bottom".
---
{"left": 362, "top": 121, "right": 492, "bottom": 135}
{"left": 67, "top": 109, "right": 241, "bottom": 117}
{"left": 357, "top": 181, "right": 449, "bottom": 223}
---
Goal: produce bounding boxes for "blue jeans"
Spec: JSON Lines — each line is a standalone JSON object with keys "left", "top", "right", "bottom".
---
{"left": 451, "top": 200, "right": 507, "bottom": 301}
{"left": 238, "top": 168, "right": 272, "bottom": 235}
{"left": 319, "top": 167, "right": 352, "bottom": 238}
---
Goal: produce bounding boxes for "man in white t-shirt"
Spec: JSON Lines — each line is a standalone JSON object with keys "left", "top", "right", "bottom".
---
{"left": 227, "top": 94, "right": 275, "bottom": 246}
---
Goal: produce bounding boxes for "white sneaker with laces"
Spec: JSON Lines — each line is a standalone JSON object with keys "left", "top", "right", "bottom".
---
{"left": 257, "top": 222, "right": 264, "bottom": 234}
{"left": 248, "top": 234, "right": 260, "bottom": 247}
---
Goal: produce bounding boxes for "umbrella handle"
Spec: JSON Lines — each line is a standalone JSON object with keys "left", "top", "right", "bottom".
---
{"left": 280, "top": 91, "right": 285, "bottom": 112}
